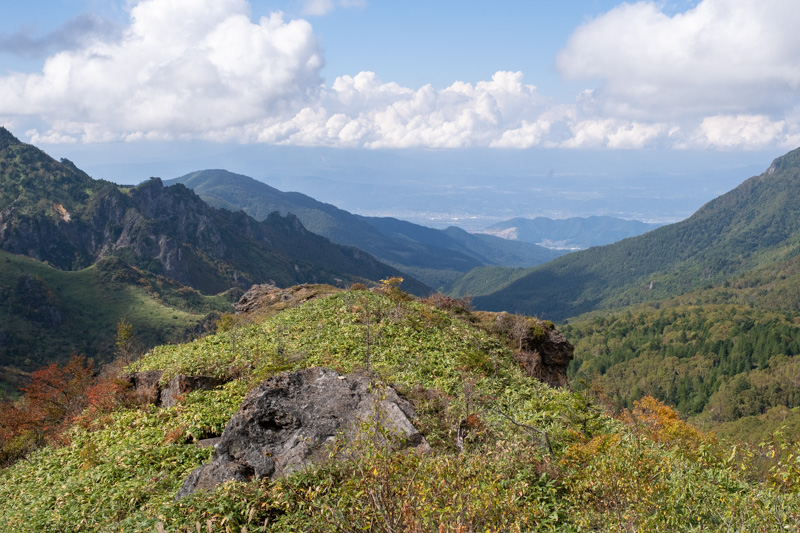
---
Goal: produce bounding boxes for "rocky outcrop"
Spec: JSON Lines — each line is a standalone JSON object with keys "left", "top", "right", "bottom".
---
{"left": 1, "top": 127, "right": 428, "bottom": 297}
{"left": 484, "top": 312, "right": 574, "bottom": 388}
{"left": 124, "top": 371, "right": 226, "bottom": 407}
{"left": 515, "top": 323, "right": 574, "bottom": 388}
{"left": 160, "top": 375, "right": 228, "bottom": 408}
{"left": 176, "top": 367, "right": 428, "bottom": 499}
{"left": 233, "top": 284, "right": 280, "bottom": 314}
{"left": 233, "top": 283, "right": 337, "bottom": 315}
{"left": 125, "top": 370, "right": 164, "bottom": 405}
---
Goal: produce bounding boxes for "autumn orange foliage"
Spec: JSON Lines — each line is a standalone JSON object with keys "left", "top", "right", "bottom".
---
{"left": 622, "top": 396, "right": 719, "bottom": 462}
{"left": 0, "top": 355, "right": 123, "bottom": 466}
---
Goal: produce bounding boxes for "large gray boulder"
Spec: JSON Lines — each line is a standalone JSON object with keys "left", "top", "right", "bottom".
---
{"left": 176, "top": 367, "right": 428, "bottom": 499}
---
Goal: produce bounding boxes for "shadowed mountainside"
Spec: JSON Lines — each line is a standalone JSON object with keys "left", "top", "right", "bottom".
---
{"left": 0, "top": 128, "right": 428, "bottom": 296}
{"left": 167, "top": 169, "right": 564, "bottom": 288}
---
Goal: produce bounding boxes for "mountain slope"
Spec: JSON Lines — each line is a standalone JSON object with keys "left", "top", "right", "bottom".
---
{"left": 168, "top": 169, "right": 563, "bottom": 288}
{"left": 358, "top": 216, "right": 562, "bottom": 268}
{"left": 0, "top": 250, "right": 233, "bottom": 394}
{"left": 476, "top": 149, "right": 800, "bottom": 320}
{"left": 560, "top": 251, "right": 800, "bottom": 444}
{"left": 480, "top": 215, "right": 662, "bottom": 250}
{"left": 1, "top": 287, "right": 797, "bottom": 531}
{"left": 444, "top": 265, "right": 532, "bottom": 297}
{"left": 0, "top": 129, "right": 427, "bottom": 296}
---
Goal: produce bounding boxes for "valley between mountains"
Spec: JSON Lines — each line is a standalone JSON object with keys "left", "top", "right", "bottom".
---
{"left": 1, "top": 127, "right": 799, "bottom": 531}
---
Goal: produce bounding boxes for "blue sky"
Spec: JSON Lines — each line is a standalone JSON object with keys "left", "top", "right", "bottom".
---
{"left": 0, "top": 1, "right": 642, "bottom": 92}
{"left": 0, "top": 0, "right": 797, "bottom": 222}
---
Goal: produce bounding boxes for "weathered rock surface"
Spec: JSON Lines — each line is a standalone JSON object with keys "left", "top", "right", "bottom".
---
{"left": 125, "top": 370, "right": 164, "bottom": 405}
{"left": 233, "top": 283, "right": 337, "bottom": 315}
{"left": 233, "top": 284, "right": 280, "bottom": 314}
{"left": 176, "top": 367, "right": 428, "bottom": 499}
{"left": 124, "top": 371, "right": 226, "bottom": 407}
{"left": 515, "top": 322, "right": 574, "bottom": 388}
{"left": 477, "top": 312, "right": 574, "bottom": 388}
{"left": 160, "top": 375, "right": 228, "bottom": 408}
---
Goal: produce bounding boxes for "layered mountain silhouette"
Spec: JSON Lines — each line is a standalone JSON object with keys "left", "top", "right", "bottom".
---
{"left": 166, "top": 169, "right": 564, "bottom": 288}
{"left": 475, "top": 149, "right": 800, "bottom": 320}
{"left": 0, "top": 128, "right": 427, "bottom": 296}
{"left": 479, "top": 215, "right": 662, "bottom": 250}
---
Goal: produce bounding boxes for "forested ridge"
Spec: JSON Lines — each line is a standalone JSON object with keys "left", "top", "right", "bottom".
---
{"left": 563, "top": 249, "right": 800, "bottom": 444}
{"left": 475, "top": 148, "right": 800, "bottom": 320}
{"left": 170, "top": 169, "right": 562, "bottom": 289}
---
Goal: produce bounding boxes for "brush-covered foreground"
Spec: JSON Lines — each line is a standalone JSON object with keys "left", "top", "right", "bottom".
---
{"left": 1, "top": 288, "right": 798, "bottom": 532}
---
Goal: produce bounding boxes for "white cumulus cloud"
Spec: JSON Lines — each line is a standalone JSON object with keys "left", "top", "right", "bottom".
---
{"left": 259, "top": 70, "right": 551, "bottom": 148}
{"left": 3, "top": 0, "right": 800, "bottom": 151}
{"left": 556, "top": 0, "right": 800, "bottom": 121}
{"left": 0, "top": 0, "right": 323, "bottom": 142}
{"left": 560, "top": 119, "right": 669, "bottom": 149}
{"left": 687, "top": 114, "right": 800, "bottom": 149}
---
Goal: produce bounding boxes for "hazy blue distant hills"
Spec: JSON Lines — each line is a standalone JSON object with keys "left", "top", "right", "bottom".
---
{"left": 475, "top": 148, "right": 800, "bottom": 320}
{"left": 355, "top": 215, "right": 564, "bottom": 269}
{"left": 168, "top": 169, "right": 564, "bottom": 288}
{"left": 479, "top": 215, "right": 663, "bottom": 250}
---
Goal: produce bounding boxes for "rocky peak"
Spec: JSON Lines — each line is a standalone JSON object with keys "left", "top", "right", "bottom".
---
{"left": 1, "top": 129, "right": 427, "bottom": 296}
{"left": 233, "top": 283, "right": 339, "bottom": 315}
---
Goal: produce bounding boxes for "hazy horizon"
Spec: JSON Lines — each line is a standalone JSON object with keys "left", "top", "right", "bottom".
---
{"left": 2, "top": 0, "right": 798, "bottom": 229}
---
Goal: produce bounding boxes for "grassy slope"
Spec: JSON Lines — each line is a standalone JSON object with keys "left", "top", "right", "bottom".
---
{"left": 0, "top": 290, "right": 797, "bottom": 531}
{"left": 0, "top": 250, "right": 232, "bottom": 393}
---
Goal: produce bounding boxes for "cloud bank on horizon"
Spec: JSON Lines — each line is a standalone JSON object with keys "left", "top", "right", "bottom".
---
{"left": 1, "top": 0, "right": 798, "bottom": 150}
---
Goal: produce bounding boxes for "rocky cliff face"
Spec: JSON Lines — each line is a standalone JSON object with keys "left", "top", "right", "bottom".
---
{"left": 0, "top": 128, "right": 426, "bottom": 295}
{"left": 478, "top": 311, "right": 574, "bottom": 388}
{"left": 514, "top": 323, "right": 574, "bottom": 388}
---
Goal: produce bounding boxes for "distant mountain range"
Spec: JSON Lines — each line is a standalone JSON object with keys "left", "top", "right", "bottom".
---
{"left": 4, "top": 126, "right": 800, "bottom": 444}
{"left": 478, "top": 216, "right": 663, "bottom": 250}
{"left": 474, "top": 148, "right": 800, "bottom": 320}
{"left": 0, "top": 129, "right": 422, "bottom": 296}
{"left": 0, "top": 128, "right": 426, "bottom": 385}
{"left": 166, "top": 169, "right": 565, "bottom": 288}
